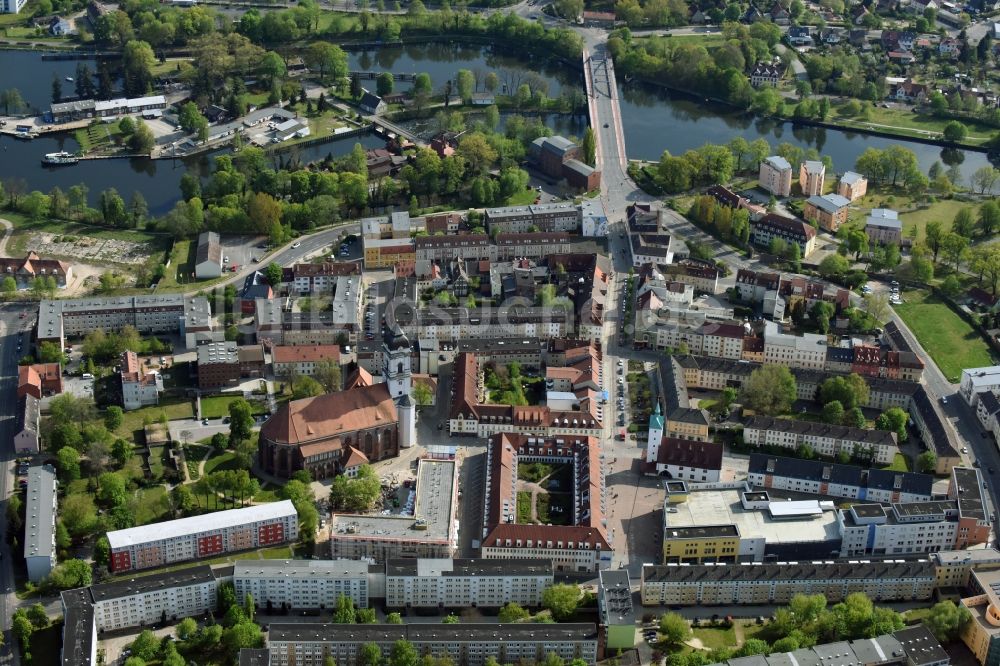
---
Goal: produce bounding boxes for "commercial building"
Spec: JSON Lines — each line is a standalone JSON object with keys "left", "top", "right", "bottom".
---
{"left": 799, "top": 160, "right": 827, "bottom": 196}
{"left": 743, "top": 415, "right": 898, "bottom": 465}
{"left": 194, "top": 231, "right": 223, "bottom": 279}
{"left": 838, "top": 171, "right": 869, "bottom": 201}
{"left": 118, "top": 350, "right": 162, "bottom": 410}
{"left": 264, "top": 623, "right": 599, "bottom": 666}
{"left": 37, "top": 294, "right": 216, "bottom": 350}
{"left": 961, "top": 366, "right": 1000, "bottom": 407}
{"left": 707, "top": 626, "right": 947, "bottom": 666}
{"left": 751, "top": 214, "right": 817, "bottom": 257}
{"left": 329, "top": 458, "right": 457, "bottom": 561}
{"left": 640, "top": 560, "right": 935, "bottom": 606}
{"left": 528, "top": 136, "right": 601, "bottom": 191}
{"left": 645, "top": 436, "right": 723, "bottom": 482}
{"left": 0, "top": 251, "right": 72, "bottom": 288}
{"left": 747, "top": 453, "right": 934, "bottom": 503}
{"left": 106, "top": 500, "right": 299, "bottom": 572}
{"left": 363, "top": 237, "right": 416, "bottom": 271}
{"left": 867, "top": 208, "right": 903, "bottom": 246}
{"left": 599, "top": 569, "right": 635, "bottom": 650}
{"left": 384, "top": 558, "right": 553, "bottom": 610}
{"left": 662, "top": 484, "right": 842, "bottom": 563}
{"left": 195, "top": 342, "right": 265, "bottom": 390}
{"left": 932, "top": 549, "right": 1000, "bottom": 590}
{"left": 803, "top": 193, "right": 850, "bottom": 232}
{"left": 14, "top": 394, "right": 40, "bottom": 455}
{"left": 233, "top": 560, "right": 370, "bottom": 611}
{"left": 759, "top": 156, "right": 793, "bottom": 197}
{"left": 48, "top": 94, "right": 166, "bottom": 122}
{"left": 479, "top": 433, "right": 612, "bottom": 573}
{"left": 24, "top": 465, "right": 57, "bottom": 582}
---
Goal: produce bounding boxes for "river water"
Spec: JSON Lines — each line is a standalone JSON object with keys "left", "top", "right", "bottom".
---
{"left": 0, "top": 47, "right": 992, "bottom": 216}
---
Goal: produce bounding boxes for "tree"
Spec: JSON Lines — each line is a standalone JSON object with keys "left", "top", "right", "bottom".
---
{"left": 128, "top": 120, "right": 155, "bottom": 154}
{"left": 412, "top": 381, "right": 433, "bottom": 406}
{"left": 0, "top": 88, "right": 26, "bottom": 115}
{"left": 863, "top": 292, "right": 890, "bottom": 324}
{"left": 498, "top": 602, "right": 531, "bottom": 623}
{"left": 582, "top": 127, "right": 596, "bottom": 167}
{"left": 659, "top": 613, "right": 691, "bottom": 645}
{"left": 821, "top": 400, "right": 845, "bottom": 424}
{"left": 943, "top": 121, "right": 968, "bottom": 142}
{"left": 940, "top": 274, "right": 962, "bottom": 298}
{"left": 26, "top": 603, "right": 49, "bottom": 630}
{"left": 979, "top": 201, "right": 1000, "bottom": 237}
{"left": 541, "top": 583, "right": 582, "bottom": 621}
{"left": 248, "top": 192, "right": 282, "bottom": 234}
{"left": 741, "top": 365, "right": 797, "bottom": 416}
{"left": 925, "top": 221, "right": 944, "bottom": 263}
{"left": 12, "top": 613, "right": 32, "bottom": 651}
{"left": 953, "top": 207, "right": 975, "bottom": 238}
{"left": 818, "top": 253, "right": 849, "bottom": 277}
{"left": 843, "top": 406, "right": 866, "bottom": 429}
{"left": 259, "top": 51, "right": 287, "bottom": 89}
{"left": 442, "top": 614, "right": 460, "bottom": 624}
{"left": 104, "top": 406, "right": 124, "bottom": 432}
{"left": 819, "top": 374, "right": 870, "bottom": 411}
{"left": 305, "top": 42, "right": 347, "bottom": 83}
{"left": 228, "top": 399, "right": 255, "bottom": 444}
{"left": 315, "top": 358, "right": 342, "bottom": 393}
{"left": 386, "top": 612, "right": 403, "bottom": 624}
{"left": 122, "top": 40, "right": 156, "bottom": 96}
{"left": 292, "top": 375, "right": 324, "bottom": 399}
{"left": 810, "top": 300, "right": 834, "bottom": 334}
{"left": 917, "top": 450, "right": 937, "bottom": 473}
{"left": 263, "top": 262, "right": 284, "bottom": 286}
{"left": 130, "top": 630, "right": 161, "bottom": 661}
{"left": 925, "top": 600, "right": 971, "bottom": 642}
{"left": 971, "top": 166, "right": 999, "bottom": 195}
{"left": 1, "top": 276, "right": 15, "bottom": 293}
{"left": 376, "top": 72, "right": 394, "bottom": 97}
{"left": 47, "top": 558, "right": 92, "bottom": 589}
{"left": 360, "top": 643, "right": 383, "bottom": 666}
{"left": 51, "top": 73, "right": 62, "bottom": 105}
{"left": 178, "top": 101, "right": 209, "bottom": 138}
{"left": 56, "top": 447, "right": 81, "bottom": 482}
{"left": 941, "top": 232, "right": 970, "bottom": 269}
{"left": 390, "top": 640, "right": 419, "bottom": 666}
{"left": 875, "top": 407, "right": 908, "bottom": 441}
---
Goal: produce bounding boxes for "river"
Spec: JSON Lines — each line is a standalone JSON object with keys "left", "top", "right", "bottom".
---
{"left": 0, "top": 47, "right": 992, "bottom": 216}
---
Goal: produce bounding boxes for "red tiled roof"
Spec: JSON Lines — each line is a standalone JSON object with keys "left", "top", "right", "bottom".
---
{"left": 272, "top": 345, "right": 342, "bottom": 364}
{"left": 260, "top": 384, "right": 395, "bottom": 446}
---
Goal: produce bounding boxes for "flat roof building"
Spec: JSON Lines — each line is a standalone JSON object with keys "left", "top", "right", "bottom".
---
{"left": 24, "top": 465, "right": 57, "bottom": 582}
{"left": 234, "top": 559, "right": 370, "bottom": 611}
{"left": 385, "top": 558, "right": 553, "bottom": 610}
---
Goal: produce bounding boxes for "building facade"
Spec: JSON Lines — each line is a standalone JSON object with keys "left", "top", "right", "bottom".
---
{"left": 759, "top": 156, "right": 793, "bottom": 196}
{"left": 234, "top": 560, "right": 370, "bottom": 611}
{"left": 384, "top": 558, "right": 553, "bottom": 609}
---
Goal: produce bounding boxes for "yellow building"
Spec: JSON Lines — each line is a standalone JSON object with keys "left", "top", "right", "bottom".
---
{"left": 662, "top": 525, "right": 741, "bottom": 564}
{"left": 363, "top": 237, "right": 415, "bottom": 271}
{"left": 665, "top": 409, "right": 710, "bottom": 442}
{"left": 961, "top": 569, "right": 1000, "bottom": 666}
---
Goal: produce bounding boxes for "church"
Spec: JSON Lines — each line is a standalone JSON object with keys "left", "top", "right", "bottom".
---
{"left": 257, "top": 327, "right": 416, "bottom": 480}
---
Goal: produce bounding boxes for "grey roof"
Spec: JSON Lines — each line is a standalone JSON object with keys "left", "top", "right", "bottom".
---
{"left": 867, "top": 208, "right": 902, "bottom": 229}
{"left": 748, "top": 453, "right": 864, "bottom": 487}
{"left": 60, "top": 589, "right": 96, "bottom": 666}
{"left": 385, "top": 558, "right": 553, "bottom": 577}
{"left": 765, "top": 155, "right": 792, "bottom": 171}
{"left": 197, "top": 340, "right": 238, "bottom": 366}
{"left": 359, "top": 90, "right": 383, "bottom": 110}
{"left": 564, "top": 158, "right": 596, "bottom": 177}
{"left": 979, "top": 390, "right": 1000, "bottom": 416}
{"left": 953, "top": 466, "right": 987, "bottom": 520}
{"left": 826, "top": 346, "right": 856, "bottom": 364}
{"left": 17, "top": 394, "right": 39, "bottom": 435}
{"left": 196, "top": 231, "right": 221, "bottom": 266}
{"left": 806, "top": 193, "right": 850, "bottom": 213}
{"left": 865, "top": 467, "right": 934, "bottom": 497}
{"left": 894, "top": 625, "right": 949, "bottom": 666}
{"left": 268, "top": 622, "right": 599, "bottom": 643}
{"left": 642, "top": 560, "right": 934, "bottom": 584}
{"left": 540, "top": 135, "right": 577, "bottom": 157}
{"left": 89, "top": 564, "right": 216, "bottom": 602}
{"left": 24, "top": 465, "right": 56, "bottom": 560}
{"left": 234, "top": 559, "right": 369, "bottom": 579}
{"left": 912, "top": 386, "right": 958, "bottom": 458}
{"left": 238, "top": 649, "right": 270, "bottom": 666}
{"left": 599, "top": 569, "right": 634, "bottom": 626}
{"left": 745, "top": 415, "right": 897, "bottom": 447}
{"left": 841, "top": 171, "right": 865, "bottom": 185}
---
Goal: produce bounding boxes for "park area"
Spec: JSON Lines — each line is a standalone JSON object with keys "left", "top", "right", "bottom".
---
{"left": 893, "top": 289, "right": 995, "bottom": 382}
{"left": 516, "top": 462, "right": 574, "bottom": 526}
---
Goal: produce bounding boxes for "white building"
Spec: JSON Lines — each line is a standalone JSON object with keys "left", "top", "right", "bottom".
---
{"left": 647, "top": 437, "right": 723, "bottom": 483}
{"left": 759, "top": 155, "right": 793, "bottom": 197}
{"left": 838, "top": 502, "right": 959, "bottom": 556}
{"left": 119, "top": 350, "right": 162, "bottom": 411}
{"left": 762, "top": 321, "right": 827, "bottom": 370}
{"left": 384, "top": 558, "right": 553, "bottom": 609}
{"left": 234, "top": 560, "right": 369, "bottom": 611}
{"left": 194, "top": 231, "right": 223, "bottom": 279}
{"left": 1, "top": 0, "right": 27, "bottom": 13}
{"left": 107, "top": 500, "right": 299, "bottom": 572}
{"left": 743, "top": 415, "right": 898, "bottom": 465}
{"left": 24, "top": 465, "right": 57, "bottom": 583}
{"left": 89, "top": 565, "right": 218, "bottom": 630}
{"left": 961, "top": 366, "right": 1000, "bottom": 406}
{"left": 581, "top": 199, "right": 609, "bottom": 237}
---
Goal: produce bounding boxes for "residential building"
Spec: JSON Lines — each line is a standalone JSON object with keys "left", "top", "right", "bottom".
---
{"left": 867, "top": 209, "right": 902, "bottom": 246}
{"left": 17, "top": 363, "right": 63, "bottom": 399}
{"left": 803, "top": 193, "right": 851, "bottom": 232}
{"left": 581, "top": 199, "right": 609, "bottom": 237}
{"left": 384, "top": 558, "right": 553, "bottom": 609}
{"left": 599, "top": 569, "right": 635, "bottom": 650}
{"left": 640, "top": 560, "right": 935, "bottom": 606}
{"left": 839, "top": 171, "right": 869, "bottom": 201}
{"left": 479, "top": 433, "right": 612, "bottom": 573}
{"left": 950, "top": 466, "right": 992, "bottom": 549}
{"left": 106, "top": 501, "right": 299, "bottom": 572}
{"left": 702, "top": 627, "right": 947, "bottom": 666}
{"left": 24, "top": 465, "right": 57, "bottom": 582}
{"left": 961, "top": 366, "right": 1000, "bottom": 406}
{"left": 240, "top": 271, "right": 273, "bottom": 315}
{"left": 657, "top": 358, "right": 711, "bottom": 442}
{"left": 48, "top": 94, "right": 166, "bottom": 122}
{"left": 363, "top": 236, "right": 416, "bottom": 271}
{"left": 977, "top": 391, "right": 1000, "bottom": 436}
{"left": 359, "top": 90, "right": 386, "bottom": 115}
{"left": 1, "top": 0, "right": 27, "bottom": 13}
{"left": 271, "top": 345, "right": 342, "bottom": 378}
{"left": 284, "top": 262, "right": 361, "bottom": 294}
{"left": 663, "top": 261, "right": 720, "bottom": 295}
{"left": 747, "top": 453, "right": 934, "bottom": 503}
{"left": 14, "top": 394, "right": 40, "bottom": 455}
{"left": 749, "top": 62, "right": 785, "bottom": 87}
{"left": 799, "top": 161, "right": 826, "bottom": 196}
{"left": 934, "top": 549, "right": 1000, "bottom": 591}
{"left": 329, "top": 459, "right": 457, "bottom": 561}
{"left": 662, "top": 484, "right": 841, "bottom": 563}
{"left": 485, "top": 203, "right": 582, "bottom": 234}
{"left": 0, "top": 251, "right": 72, "bottom": 288}
{"left": 752, "top": 214, "right": 817, "bottom": 256}
{"left": 118, "top": 350, "right": 163, "bottom": 410}
{"left": 759, "top": 156, "right": 793, "bottom": 197}
{"left": 36, "top": 295, "right": 216, "bottom": 350}
{"left": 646, "top": 437, "right": 723, "bottom": 483}
{"left": 743, "top": 415, "right": 898, "bottom": 465}
{"left": 194, "top": 231, "right": 223, "bottom": 279}
{"left": 196, "top": 342, "right": 265, "bottom": 390}
{"left": 59, "top": 589, "right": 97, "bottom": 666}
{"left": 788, "top": 25, "right": 813, "bottom": 44}
{"left": 89, "top": 565, "right": 218, "bottom": 630}
{"left": 762, "top": 321, "right": 827, "bottom": 370}
{"left": 264, "top": 623, "right": 599, "bottom": 666}
{"left": 234, "top": 560, "right": 370, "bottom": 611}
{"left": 961, "top": 568, "right": 1000, "bottom": 666}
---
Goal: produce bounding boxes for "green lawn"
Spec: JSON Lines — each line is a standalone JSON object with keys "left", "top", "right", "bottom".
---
{"left": 846, "top": 190, "right": 974, "bottom": 242}
{"left": 3, "top": 211, "right": 169, "bottom": 258}
{"left": 157, "top": 239, "right": 195, "bottom": 290}
{"left": 204, "top": 451, "right": 241, "bottom": 475}
{"left": 881, "top": 452, "right": 912, "bottom": 472}
{"left": 506, "top": 188, "right": 539, "bottom": 206}
{"left": 147, "top": 445, "right": 167, "bottom": 479}
{"left": 894, "top": 289, "right": 995, "bottom": 382}
{"left": 200, "top": 395, "right": 269, "bottom": 419}
{"left": 840, "top": 104, "right": 996, "bottom": 145}
{"left": 184, "top": 443, "right": 211, "bottom": 480}
{"left": 517, "top": 491, "right": 533, "bottom": 523}
{"left": 691, "top": 625, "right": 737, "bottom": 650}
{"left": 518, "top": 462, "right": 555, "bottom": 483}
{"left": 118, "top": 398, "right": 195, "bottom": 440}
{"left": 134, "top": 486, "right": 172, "bottom": 525}
{"left": 254, "top": 484, "right": 283, "bottom": 503}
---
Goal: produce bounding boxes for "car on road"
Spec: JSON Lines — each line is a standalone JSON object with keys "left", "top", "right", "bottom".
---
{"left": 962, "top": 447, "right": 968, "bottom": 453}
{"left": 292, "top": 242, "right": 301, "bottom": 248}
{"left": 941, "top": 396, "right": 948, "bottom": 404}
{"left": 603, "top": 123, "right": 609, "bottom": 128}
{"left": 202, "top": 418, "right": 209, "bottom": 425}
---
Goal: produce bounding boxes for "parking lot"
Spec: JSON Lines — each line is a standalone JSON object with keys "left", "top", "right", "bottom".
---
{"left": 218, "top": 235, "right": 268, "bottom": 273}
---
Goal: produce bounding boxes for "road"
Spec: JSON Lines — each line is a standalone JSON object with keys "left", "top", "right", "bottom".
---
{"left": 0, "top": 303, "right": 32, "bottom": 666}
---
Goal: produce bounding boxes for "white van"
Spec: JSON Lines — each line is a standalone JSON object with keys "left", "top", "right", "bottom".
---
{"left": 82, "top": 373, "right": 94, "bottom": 380}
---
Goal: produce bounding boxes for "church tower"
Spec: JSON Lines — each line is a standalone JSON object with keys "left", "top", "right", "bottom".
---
{"left": 647, "top": 402, "right": 664, "bottom": 461}
{"left": 384, "top": 325, "right": 415, "bottom": 448}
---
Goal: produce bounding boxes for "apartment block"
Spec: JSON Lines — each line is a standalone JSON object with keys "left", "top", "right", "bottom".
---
{"left": 752, "top": 213, "right": 817, "bottom": 256}
{"left": 762, "top": 321, "right": 827, "bottom": 369}
{"left": 107, "top": 501, "right": 298, "bottom": 572}
{"left": 599, "top": 569, "right": 636, "bottom": 651}
{"left": 961, "top": 569, "right": 1000, "bottom": 666}
{"left": 271, "top": 345, "right": 342, "bottom": 377}
{"left": 932, "top": 549, "right": 1000, "bottom": 590}
{"left": 759, "top": 156, "right": 793, "bottom": 197}
{"left": 799, "top": 160, "right": 826, "bottom": 196}
{"left": 744, "top": 415, "right": 898, "bottom": 465}
{"left": 233, "top": 560, "right": 370, "bottom": 611}
{"left": 640, "top": 560, "right": 935, "bottom": 606}
{"left": 803, "top": 193, "right": 850, "bottom": 232}
{"left": 264, "top": 623, "right": 599, "bottom": 666}
{"left": 90, "top": 565, "right": 218, "bottom": 631}
{"left": 14, "top": 394, "right": 40, "bottom": 455}
{"left": 24, "top": 465, "right": 57, "bottom": 583}
{"left": 485, "top": 203, "right": 581, "bottom": 234}
{"left": 866, "top": 208, "right": 902, "bottom": 246}
{"left": 384, "top": 558, "right": 553, "bottom": 609}
{"left": 284, "top": 262, "right": 360, "bottom": 294}
{"left": 838, "top": 171, "right": 868, "bottom": 201}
